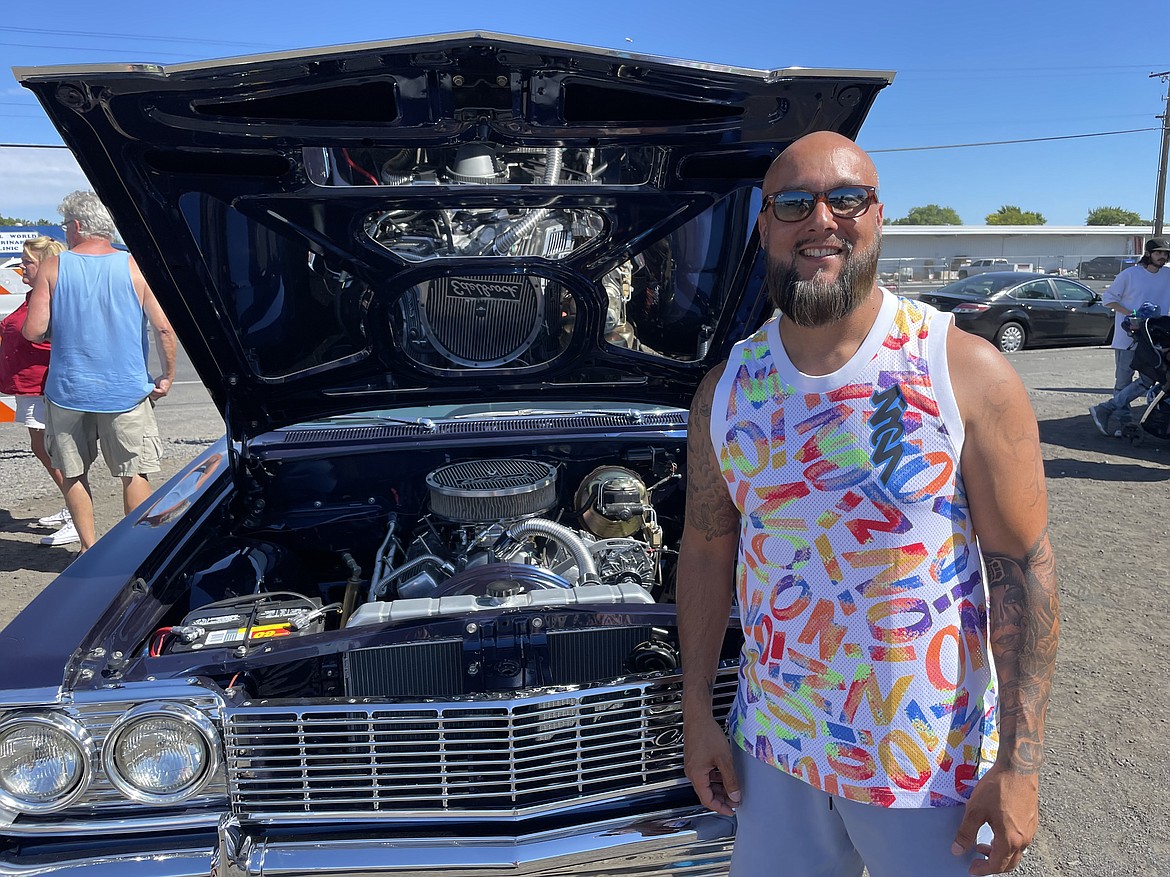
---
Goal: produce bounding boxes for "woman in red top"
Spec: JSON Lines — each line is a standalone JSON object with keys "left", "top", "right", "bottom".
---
{"left": 0, "top": 236, "right": 82, "bottom": 545}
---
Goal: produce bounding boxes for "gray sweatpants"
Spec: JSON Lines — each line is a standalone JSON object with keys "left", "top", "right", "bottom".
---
{"left": 729, "top": 745, "right": 992, "bottom": 877}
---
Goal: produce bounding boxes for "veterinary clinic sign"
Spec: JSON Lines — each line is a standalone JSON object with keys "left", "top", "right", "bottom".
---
{"left": 0, "top": 227, "right": 64, "bottom": 257}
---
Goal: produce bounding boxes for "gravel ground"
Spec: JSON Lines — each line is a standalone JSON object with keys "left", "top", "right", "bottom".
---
{"left": 0, "top": 347, "right": 1167, "bottom": 876}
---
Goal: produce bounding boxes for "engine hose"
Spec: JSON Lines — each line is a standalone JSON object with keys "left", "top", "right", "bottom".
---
{"left": 340, "top": 552, "right": 363, "bottom": 627}
{"left": 369, "top": 512, "right": 400, "bottom": 602}
{"left": 491, "top": 148, "right": 564, "bottom": 254}
{"left": 376, "top": 553, "right": 456, "bottom": 600}
{"left": 505, "top": 518, "right": 598, "bottom": 584}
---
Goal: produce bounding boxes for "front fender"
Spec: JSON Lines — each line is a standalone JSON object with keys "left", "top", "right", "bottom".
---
{"left": 0, "top": 441, "right": 231, "bottom": 692}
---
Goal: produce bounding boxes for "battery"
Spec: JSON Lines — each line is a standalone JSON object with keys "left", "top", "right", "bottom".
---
{"left": 166, "top": 597, "right": 323, "bottom": 653}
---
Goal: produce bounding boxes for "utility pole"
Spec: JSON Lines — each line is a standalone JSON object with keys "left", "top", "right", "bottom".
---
{"left": 1151, "top": 70, "right": 1170, "bottom": 236}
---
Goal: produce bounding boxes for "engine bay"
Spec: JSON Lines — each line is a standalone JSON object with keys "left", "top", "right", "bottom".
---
{"left": 136, "top": 436, "right": 710, "bottom": 701}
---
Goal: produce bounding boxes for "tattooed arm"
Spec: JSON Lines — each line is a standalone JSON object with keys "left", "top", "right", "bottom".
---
{"left": 678, "top": 365, "right": 743, "bottom": 817}
{"left": 947, "top": 328, "right": 1060, "bottom": 876}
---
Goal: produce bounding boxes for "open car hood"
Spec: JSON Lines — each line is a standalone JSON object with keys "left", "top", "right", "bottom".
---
{"left": 16, "top": 32, "right": 892, "bottom": 441}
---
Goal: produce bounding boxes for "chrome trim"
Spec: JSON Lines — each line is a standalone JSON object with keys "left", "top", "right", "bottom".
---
{"left": 0, "top": 713, "right": 93, "bottom": 814}
{"left": 234, "top": 808, "right": 734, "bottom": 877}
{"left": 0, "top": 688, "right": 64, "bottom": 710}
{"left": 102, "top": 702, "right": 221, "bottom": 806}
{"left": 0, "top": 806, "right": 734, "bottom": 876}
{"left": 211, "top": 814, "right": 253, "bottom": 877}
{"left": 0, "top": 809, "right": 220, "bottom": 837}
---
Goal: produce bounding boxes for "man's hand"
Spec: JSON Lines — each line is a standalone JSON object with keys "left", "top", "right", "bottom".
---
{"left": 682, "top": 714, "right": 740, "bottom": 817}
{"left": 150, "top": 377, "right": 172, "bottom": 401}
{"left": 952, "top": 763, "right": 1038, "bottom": 875}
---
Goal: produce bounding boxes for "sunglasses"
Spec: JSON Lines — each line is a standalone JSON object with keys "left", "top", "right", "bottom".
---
{"left": 761, "top": 186, "right": 877, "bottom": 222}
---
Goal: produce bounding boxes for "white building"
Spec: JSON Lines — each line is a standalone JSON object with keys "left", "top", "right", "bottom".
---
{"left": 879, "top": 225, "right": 1150, "bottom": 280}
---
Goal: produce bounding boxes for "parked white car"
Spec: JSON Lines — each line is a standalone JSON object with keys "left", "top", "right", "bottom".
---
{"left": 957, "top": 258, "right": 1035, "bottom": 278}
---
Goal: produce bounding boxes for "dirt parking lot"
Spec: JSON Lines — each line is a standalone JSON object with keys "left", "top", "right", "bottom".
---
{"left": 0, "top": 346, "right": 1166, "bottom": 877}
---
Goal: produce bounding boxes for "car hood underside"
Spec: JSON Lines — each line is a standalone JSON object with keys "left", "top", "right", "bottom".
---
{"left": 16, "top": 32, "right": 892, "bottom": 440}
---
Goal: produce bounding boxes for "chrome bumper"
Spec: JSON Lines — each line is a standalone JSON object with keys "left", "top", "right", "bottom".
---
{"left": 0, "top": 808, "right": 734, "bottom": 877}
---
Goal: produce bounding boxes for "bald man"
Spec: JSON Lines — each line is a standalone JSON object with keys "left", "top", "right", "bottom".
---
{"left": 678, "top": 132, "right": 1058, "bottom": 877}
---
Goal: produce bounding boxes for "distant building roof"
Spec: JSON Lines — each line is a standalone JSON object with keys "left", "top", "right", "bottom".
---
{"left": 883, "top": 225, "right": 1153, "bottom": 236}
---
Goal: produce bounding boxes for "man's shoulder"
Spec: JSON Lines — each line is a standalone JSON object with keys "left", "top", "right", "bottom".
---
{"left": 694, "top": 360, "right": 729, "bottom": 403}
{"left": 946, "top": 326, "right": 1023, "bottom": 416}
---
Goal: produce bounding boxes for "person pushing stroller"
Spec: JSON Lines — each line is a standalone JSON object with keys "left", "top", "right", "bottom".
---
{"left": 1118, "top": 313, "right": 1170, "bottom": 444}
{"left": 1089, "top": 238, "right": 1170, "bottom": 436}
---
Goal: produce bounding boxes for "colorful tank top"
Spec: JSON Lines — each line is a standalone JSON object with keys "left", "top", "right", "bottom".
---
{"left": 710, "top": 291, "right": 997, "bottom": 808}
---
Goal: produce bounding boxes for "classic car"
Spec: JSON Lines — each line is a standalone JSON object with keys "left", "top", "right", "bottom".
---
{"left": 4, "top": 34, "right": 892, "bottom": 876}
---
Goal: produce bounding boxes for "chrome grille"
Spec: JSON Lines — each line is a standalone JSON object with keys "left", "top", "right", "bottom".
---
{"left": 225, "top": 666, "right": 738, "bottom": 820}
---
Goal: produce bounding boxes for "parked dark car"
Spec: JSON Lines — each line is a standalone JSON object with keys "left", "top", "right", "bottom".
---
{"left": 5, "top": 34, "right": 892, "bottom": 877}
{"left": 1077, "top": 255, "right": 1136, "bottom": 280}
{"left": 918, "top": 272, "right": 1114, "bottom": 352}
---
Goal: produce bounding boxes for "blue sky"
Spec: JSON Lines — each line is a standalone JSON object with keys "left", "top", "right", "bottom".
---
{"left": 1, "top": 0, "right": 1167, "bottom": 227}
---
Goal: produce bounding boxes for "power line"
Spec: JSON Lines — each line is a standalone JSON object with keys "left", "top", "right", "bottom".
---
{"left": 868, "top": 127, "right": 1161, "bottom": 153}
{"left": 1, "top": 126, "right": 1164, "bottom": 156}
{"left": 0, "top": 25, "right": 278, "bottom": 49}
{"left": 0, "top": 40, "right": 195, "bottom": 58}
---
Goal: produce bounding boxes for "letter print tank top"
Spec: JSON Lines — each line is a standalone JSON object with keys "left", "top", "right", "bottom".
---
{"left": 709, "top": 290, "right": 998, "bottom": 808}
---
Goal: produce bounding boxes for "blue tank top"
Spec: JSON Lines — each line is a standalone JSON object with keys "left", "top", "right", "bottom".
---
{"left": 44, "top": 251, "right": 152, "bottom": 413}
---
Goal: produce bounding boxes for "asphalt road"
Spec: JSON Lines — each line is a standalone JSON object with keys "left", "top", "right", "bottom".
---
{"left": 0, "top": 343, "right": 1167, "bottom": 877}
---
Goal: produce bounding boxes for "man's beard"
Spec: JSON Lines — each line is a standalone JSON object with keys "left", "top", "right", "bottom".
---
{"left": 766, "top": 233, "right": 881, "bottom": 328}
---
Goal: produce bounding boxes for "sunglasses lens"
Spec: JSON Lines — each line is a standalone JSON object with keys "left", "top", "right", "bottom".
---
{"left": 766, "top": 187, "right": 874, "bottom": 221}
{"left": 770, "top": 191, "right": 816, "bottom": 221}
{"left": 825, "top": 187, "right": 872, "bottom": 216}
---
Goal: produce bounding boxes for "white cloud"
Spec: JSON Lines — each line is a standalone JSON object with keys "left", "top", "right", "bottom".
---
{"left": 0, "top": 148, "right": 92, "bottom": 222}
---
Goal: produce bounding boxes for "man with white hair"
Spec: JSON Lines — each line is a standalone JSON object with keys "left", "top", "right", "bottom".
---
{"left": 22, "top": 190, "right": 176, "bottom": 552}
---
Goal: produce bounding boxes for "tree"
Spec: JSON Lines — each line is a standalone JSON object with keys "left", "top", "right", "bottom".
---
{"left": 1085, "top": 206, "right": 1143, "bottom": 226}
{"left": 985, "top": 205, "right": 1045, "bottom": 225}
{"left": 889, "top": 204, "right": 962, "bottom": 225}
{"left": 0, "top": 214, "right": 53, "bottom": 226}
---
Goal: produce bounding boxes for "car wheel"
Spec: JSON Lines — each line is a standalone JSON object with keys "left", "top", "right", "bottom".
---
{"left": 995, "top": 321, "right": 1025, "bottom": 353}
{"left": 957, "top": 270, "right": 968, "bottom": 279}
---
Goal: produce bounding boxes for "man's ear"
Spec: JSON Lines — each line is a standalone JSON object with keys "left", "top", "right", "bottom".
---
{"left": 756, "top": 211, "right": 768, "bottom": 244}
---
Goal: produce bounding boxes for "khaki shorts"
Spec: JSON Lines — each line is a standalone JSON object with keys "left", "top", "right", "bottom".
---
{"left": 45, "top": 398, "right": 163, "bottom": 479}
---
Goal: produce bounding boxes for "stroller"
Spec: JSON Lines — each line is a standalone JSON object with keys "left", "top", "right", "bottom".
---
{"left": 1119, "top": 314, "right": 1170, "bottom": 446}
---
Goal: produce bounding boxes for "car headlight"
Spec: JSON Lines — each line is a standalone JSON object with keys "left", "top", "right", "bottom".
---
{"left": 0, "top": 714, "right": 93, "bottom": 813}
{"left": 103, "top": 702, "right": 220, "bottom": 805}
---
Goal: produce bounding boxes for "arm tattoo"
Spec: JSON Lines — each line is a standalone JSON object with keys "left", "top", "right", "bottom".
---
{"left": 687, "top": 376, "right": 741, "bottom": 541}
{"left": 984, "top": 531, "right": 1060, "bottom": 774}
